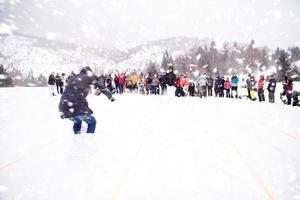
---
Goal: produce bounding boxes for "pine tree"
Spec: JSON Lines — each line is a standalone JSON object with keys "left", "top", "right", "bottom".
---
{"left": 0, "top": 64, "right": 13, "bottom": 87}
{"left": 276, "top": 50, "right": 290, "bottom": 82}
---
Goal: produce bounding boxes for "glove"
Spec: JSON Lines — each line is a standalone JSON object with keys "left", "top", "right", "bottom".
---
{"left": 110, "top": 97, "right": 115, "bottom": 102}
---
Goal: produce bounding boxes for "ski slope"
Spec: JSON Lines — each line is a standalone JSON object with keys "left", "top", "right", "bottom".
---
{"left": 0, "top": 87, "right": 300, "bottom": 200}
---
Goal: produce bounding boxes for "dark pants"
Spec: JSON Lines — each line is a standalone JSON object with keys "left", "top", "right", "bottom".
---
{"left": 153, "top": 86, "right": 159, "bottom": 95}
{"left": 287, "top": 95, "right": 292, "bottom": 105}
{"left": 247, "top": 89, "right": 251, "bottom": 99}
{"left": 56, "top": 85, "right": 60, "bottom": 94}
{"left": 226, "top": 89, "right": 230, "bottom": 98}
{"left": 258, "top": 89, "right": 265, "bottom": 102}
{"left": 69, "top": 115, "right": 97, "bottom": 134}
{"left": 214, "top": 88, "right": 219, "bottom": 97}
{"left": 208, "top": 86, "right": 213, "bottom": 96}
{"left": 161, "top": 85, "right": 167, "bottom": 95}
{"left": 189, "top": 90, "right": 194, "bottom": 96}
{"left": 268, "top": 91, "right": 275, "bottom": 103}
{"left": 60, "top": 86, "right": 64, "bottom": 94}
{"left": 119, "top": 84, "right": 124, "bottom": 94}
{"left": 199, "top": 86, "right": 207, "bottom": 98}
{"left": 219, "top": 89, "right": 224, "bottom": 97}
{"left": 115, "top": 82, "right": 119, "bottom": 93}
{"left": 146, "top": 84, "right": 152, "bottom": 95}
{"left": 231, "top": 86, "right": 238, "bottom": 98}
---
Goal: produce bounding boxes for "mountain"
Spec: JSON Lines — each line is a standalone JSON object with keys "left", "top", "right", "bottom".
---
{"left": 0, "top": 34, "right": 208, "bottom": 76}
{"left": 0, "top": 33, "right": 125, "bottom": 76}
{"left": 2, "top": 33, "right": 297, "bottom": 81}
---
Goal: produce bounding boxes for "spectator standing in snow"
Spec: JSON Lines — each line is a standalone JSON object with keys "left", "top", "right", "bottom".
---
{"left": 60, "top": 73, "right": 66, "bottom": 94}
{"left": 249, "top": 75, "right": 257, "bottom": 101}
{"left": 114, "top": 74, "right": 119, "bottom": 94}
{"left": 138, "top": 76, "right": 145, "bottom": 94}
{"left": 59, "top": 66, "right": 115, "bottom": 134}
{"left": 283, "top": 78, "right": 293, "bottom": 105}
{"left": 48, "top": 72, "right": 56, "bottom": 96}
{"left": 166, "top": 67, "right": 176, "bottom": 87}
{"left": 175, "top": 77, "right": 181, "bottom": 87}
{"left": 219, "top": 76, "right": 225, "bottom": 97}
{"left": 105, "top": 74, "right": 114, "bottom": 93}
{"left": 151, "top": 74, "right": 160, "bottom": 95}
{"left": 55, "top": 73, "right": 66, "bottom": 94}
{"left": 231, "top": 74, "right": 239, "bottom": 98}
{"left": 224, "top": 77, "right": 232, "bottom": 98}
{"left": 146, "top": 73, "right": 153, "bottom": 95}
{"left": 180, "top": 75, "right": 189, "bottom": 89}
{"left": 246, "top": 74, "right": 252, "bottom": 99}
{"left": 214, "top": 76, "right": 221, "bottom": 97}
{"left": 207, "top": 75, "right": 214, "bottom": 96}
{"left": 196, "top": 74, "right": 208, "bottom": 98}
{"left": 55, "top": 73, "right": 62, "bottom": 94}
{"left": 267, "top": 74, "right": 276, "bottom": 103}
{"left": 159, "top": 72, "right": 167, "bottom": 95}
{"left": 118, "top": 73, "right": 126, "bottom": 94}
{"left": 130, "top": 73, "right": 139, "bottom": 92}
{"left": 257, "top": 75, "right": 265, "bottom": 102}
{"left": 66, "top": 71, "right": 76, "bottom": 84}
{"left": 188, "top": 82, "right": 195, "bottom": 96}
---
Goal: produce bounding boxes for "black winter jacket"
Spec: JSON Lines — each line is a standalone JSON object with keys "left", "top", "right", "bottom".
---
{"left": 267, "top": 78, "right": 276, "bottom": 92}
{"left": 166, "top": 72, "right": 176, "bottom": 86}
{"left": 59, "top": 72, "right": 112, "bottom": 119}
{"left": 48, "top": 74, "right": 56, "bottom": 85}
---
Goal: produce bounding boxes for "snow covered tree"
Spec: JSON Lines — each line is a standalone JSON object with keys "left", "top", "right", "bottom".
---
{"left": 0, "top": 64, "right": 13, "bottom": 87}
{"left": 276, "top": 50, "right": 291, "bottom": 82}
{"left": 161, "top": 50, "right": 173, "bottom": 70}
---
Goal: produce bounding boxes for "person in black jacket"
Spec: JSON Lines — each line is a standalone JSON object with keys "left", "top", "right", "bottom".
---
{"left": 146, "top": 73, "right": 153, "bottom": 95}
{"left": 48, "top": 72, "right": 56, "bottom": 96}
{"left": 188, "top": 82, "right": 195, "bottom": 96}
{"left": 59, "top": 66, "right": 115, "bottom": 134}
{"left": 159, "top": 72, "right": 167, "bottom": 95}
{"left": 267, "top": 74, "right": 276, "bottom": 103}
{"left": 166, "top": 67, "right": 176, "bottom": 86}
{"left": 219, "top": 76, "right": 225, "bottom": 97}
{"left": 55, "top": 73, "right": 62, "bottom": 94}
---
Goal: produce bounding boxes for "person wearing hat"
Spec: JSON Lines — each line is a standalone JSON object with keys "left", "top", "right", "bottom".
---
{"left": 59, "top": 66, "right": 115, "bottom": 134}
{"left": 257, "top": 75, "right": 265, "bottom": 102}
{"left": 267, "top": 74, "right": 277, "bottom": 103}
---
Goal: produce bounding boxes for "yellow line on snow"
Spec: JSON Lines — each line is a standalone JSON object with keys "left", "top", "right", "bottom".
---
{"left": 232, "top": 145, "right": 275, "bottom": 200}
{"left": 241, "top": 113, "right": 300, "bottom": 143}
{"left": 112, "top": 130, "right": 151, "bottom": 200}
{"left": 0, "top": 136, "right": 61, "bottom": 172}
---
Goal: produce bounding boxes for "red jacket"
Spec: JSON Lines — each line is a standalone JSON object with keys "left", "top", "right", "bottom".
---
{"left": 224, "top": 81, "right": 231, "bottom": 90}
{"left": 284, "top": 82, "right": 293, "bottom": 96}
{"left": 118, "top": 73, "right": 125, "bottom": 85}
{"left": 258, "top": 79, "right": 264, "bottom": 89}
{"left": 175, "top": 78, "right": 180, "bottom": 87}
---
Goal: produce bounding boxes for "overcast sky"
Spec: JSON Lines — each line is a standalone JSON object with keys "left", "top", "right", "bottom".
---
{"left": 0, "top": 0, "right": 300, "bottom": 49}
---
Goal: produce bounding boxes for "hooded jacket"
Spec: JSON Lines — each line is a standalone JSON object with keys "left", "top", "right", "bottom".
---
{"left": 59, "top": 67, "right": 112, "bottom": 119}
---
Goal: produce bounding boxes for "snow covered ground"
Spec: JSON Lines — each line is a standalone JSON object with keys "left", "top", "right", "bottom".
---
{"left": 0, "top": 87, "right": 300, "bottom": 200}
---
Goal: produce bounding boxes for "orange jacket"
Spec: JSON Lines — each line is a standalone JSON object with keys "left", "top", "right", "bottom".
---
{"left": 180, "top": 79, "right": 189, "bottom": 87}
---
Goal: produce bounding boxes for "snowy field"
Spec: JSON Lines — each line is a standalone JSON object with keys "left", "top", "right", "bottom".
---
{"left": 0, "top": 87, "right": 300, "bottom": 200}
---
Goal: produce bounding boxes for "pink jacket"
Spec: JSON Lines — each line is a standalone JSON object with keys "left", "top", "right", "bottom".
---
{"left": 224, "top": 81, "right": 231, "bottom": 90}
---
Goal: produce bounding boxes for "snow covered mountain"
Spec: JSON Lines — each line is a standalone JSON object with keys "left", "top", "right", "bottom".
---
{"left": 0, "top": 34, "right": 208, "bottom": 76}
{"left": 1, "top": 33, "right": 298, "bottom": 80}
{"left": 0, "top": 33, "right": 124, "bottom": 76}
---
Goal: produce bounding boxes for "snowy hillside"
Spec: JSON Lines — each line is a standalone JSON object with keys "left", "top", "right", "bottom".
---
{"left": 0, "top": 87, "right": 300, "bottom": 200}
{"left": 117, "top": 37, "right": 206, "bottom": 69}
{"left": 0, "top": 35, "right": 209, "bottom": 74}
{"left": 0, "top": 34, "right": 117, "bottom": 76}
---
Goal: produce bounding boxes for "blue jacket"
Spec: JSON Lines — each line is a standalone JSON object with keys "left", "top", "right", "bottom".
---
{"left": 196, "top": 76, "right": 208, "bottom": 87}
{"left": 231, "top": 76, "right": 239, "bottom": 87}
